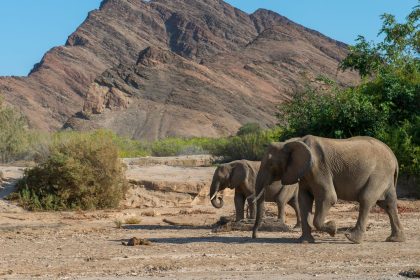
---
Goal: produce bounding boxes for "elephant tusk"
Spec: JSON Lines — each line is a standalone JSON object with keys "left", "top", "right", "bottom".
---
{"left": 252, "top": 189, "right": 265, "bottom": 204}
{"left": 210, "top": 193, "right": 217, "bottom": 201}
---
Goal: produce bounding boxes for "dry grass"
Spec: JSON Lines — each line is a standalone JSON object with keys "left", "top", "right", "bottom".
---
{"left": 162, "top": 218, "right": 196, "bottom": 227}
{"left": 114, "top": 220, "right": 123, "bottom": 229}
{"left": 141, "top": 210, "right": 160, "bottom": 217}
{"left": 124, "top": 217, "right": 141, "bottom": 224}
{"left": 178, "top": 209, "right": 216, "bottom": 215}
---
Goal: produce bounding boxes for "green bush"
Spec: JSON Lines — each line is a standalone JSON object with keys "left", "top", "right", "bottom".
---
{"left": 236, "top": 123, "right": 262, "bottom": 136}
{"left": 107, "top": 131, "right": 150, "bottom": 158}
{"left": 150, "top": 137, "right": 223, "bottom": 157}
{"left": 14, "top": 131, "right": 128, "bottom": 211}
{"left": 211, "top": 129, "right": 282, "bottom": 162}
{"left": 0, "top": 99, "right": 31, "bottom": 163}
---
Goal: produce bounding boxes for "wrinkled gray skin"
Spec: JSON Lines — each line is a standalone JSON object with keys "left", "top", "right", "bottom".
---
{"left": 210, "top": 160, "right": 300, "bottom": 226}
{"left": 252, "top": 135, "right": 405, "bottom": 244}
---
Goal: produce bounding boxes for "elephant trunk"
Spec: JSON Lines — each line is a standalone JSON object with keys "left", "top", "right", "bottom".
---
{"left": 252, "top": 169, "right": 271, "bottom": 239}
{"left": 210, "top": 181, "right": 224, "bottom": 208}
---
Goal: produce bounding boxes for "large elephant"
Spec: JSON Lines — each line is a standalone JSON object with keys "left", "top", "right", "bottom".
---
{"left": 252, "top": 135, "right": 405, "bottom": 244}
{"left": 210, "top": 160, "right": 300, "bottom": 226}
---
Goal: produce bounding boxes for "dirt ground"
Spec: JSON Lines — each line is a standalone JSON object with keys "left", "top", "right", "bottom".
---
{"left": 1, "top": 159, "right": 420, "bottom": 280}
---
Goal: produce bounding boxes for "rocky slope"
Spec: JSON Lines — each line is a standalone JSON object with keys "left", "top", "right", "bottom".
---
{"left": 0, "top": 0, "right": 358, "bottom": 139}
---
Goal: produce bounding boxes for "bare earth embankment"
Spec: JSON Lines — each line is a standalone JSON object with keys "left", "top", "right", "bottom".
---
{"left": 0, "top": 156, "right": 419, "bottom": 280}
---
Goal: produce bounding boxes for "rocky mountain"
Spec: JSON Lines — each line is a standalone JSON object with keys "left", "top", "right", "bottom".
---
{"left": 0, "top": 0, "right": 358, "bottom": 139}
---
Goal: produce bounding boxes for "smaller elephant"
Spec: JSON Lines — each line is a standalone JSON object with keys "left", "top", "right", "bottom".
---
{"left": 209, "top": 160, "right": 300, "bottom": 227}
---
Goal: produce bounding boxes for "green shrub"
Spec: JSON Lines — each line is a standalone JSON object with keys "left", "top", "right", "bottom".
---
{"left": 0, "top": 99, "right": 31, "bottom": 163}
{"left": 236, "top": 123, "right": 262, "bottom": 136}
{"left": 150, "top": 137, "right": 222, "bottom": 157}
{"left": 211, "top": 129, "right": 282, "bottom": 162}
{"left": 108, "top": 131, "right": 150, "bottom": 158}
{"left": 14, "top": 131, "right": 128, "bottom": 211}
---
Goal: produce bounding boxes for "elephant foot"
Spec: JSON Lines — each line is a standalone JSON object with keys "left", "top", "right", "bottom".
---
{"left": 252, "top": 231, "right": 258, "bottom": 239}
{"left": 297, "top": 234, "right": 315, "bottom": 244}
{"left": 235, "top": 217, "right": 245, "bottom": 222}
{"left": 276, "top": 220, "right": 287, "bottom": 226}
{"left": 386, "top": 231, "right": 406, "bottom": 242}
{"left": 345, "top": 228, "right": 365, "bottom": 244}
{"left": 325, "top": 221, "right": 337, "bottom": 237}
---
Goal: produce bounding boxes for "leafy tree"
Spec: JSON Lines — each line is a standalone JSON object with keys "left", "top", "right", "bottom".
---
{"left": 279, "top": 3, "right": 420, "bottom": 176}
{"left": 277, "top": 88, "right": 385, "bottom": 140}
{"left": 340, "top": 3, "right": 420, "bottom": 126}
{"left": 340, "top": 3, "right": 419, "bottom": 77}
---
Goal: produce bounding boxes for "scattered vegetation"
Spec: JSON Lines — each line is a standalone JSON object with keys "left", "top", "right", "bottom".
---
{"left": 115, "top": 124, "right": 280, "bottom": 162}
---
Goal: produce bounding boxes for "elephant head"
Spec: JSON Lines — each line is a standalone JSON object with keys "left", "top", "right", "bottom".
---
{"left": 209, "top": 164, "right": 234, "bottom": 208}
{"left": 252, "top": 140, "right": 312, "bottom": 238}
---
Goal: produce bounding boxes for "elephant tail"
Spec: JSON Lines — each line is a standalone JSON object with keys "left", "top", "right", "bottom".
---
{"left": 394, "top": 163, "right": 399, "bottom": 189}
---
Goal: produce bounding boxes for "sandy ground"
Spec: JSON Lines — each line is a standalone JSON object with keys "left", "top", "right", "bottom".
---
{"left": 0, "top": 160, "right": 420, "bottom": 280}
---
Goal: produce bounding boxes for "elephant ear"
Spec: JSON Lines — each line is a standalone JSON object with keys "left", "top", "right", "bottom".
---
{"left": 230, "top": 161, "right": 247, "bottom": 187}
{"left": 281, "top": 141, "right": 313, "bottom": 185}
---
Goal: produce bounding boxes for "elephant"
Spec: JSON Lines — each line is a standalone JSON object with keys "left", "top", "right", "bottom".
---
{"left": 252, "top": 135, "right": 405, "bottom": 244}
{"left": 209, "top": 160, "right": 300, "bottom": 227}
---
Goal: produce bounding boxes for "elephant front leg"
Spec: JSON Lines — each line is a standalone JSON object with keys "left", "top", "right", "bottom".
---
{"left": 313, "top": 197, "right": 337, "bottom": 237}
{"left": 234, "top": 193, "right": 245, "bottom": 222}
{"left": 298, "top": 188, "right": 315, "bottom": 243}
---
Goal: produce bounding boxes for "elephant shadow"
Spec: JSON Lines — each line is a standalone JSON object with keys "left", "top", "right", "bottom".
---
{"left": 114, "top": 236, "right": 298, "bottom": 244}
{"left": 117, "top": 224, "right": 355, "bottom": 244}
{"left": 121, "top": 224, "right": 212, "bottom": 230}
{"left": 114, "top": 236, "right": 352, "bottom": 244}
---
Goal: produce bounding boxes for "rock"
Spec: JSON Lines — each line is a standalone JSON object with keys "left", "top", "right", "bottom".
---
{"left": 122, "top": 237, "right": 152, "bottom": 246}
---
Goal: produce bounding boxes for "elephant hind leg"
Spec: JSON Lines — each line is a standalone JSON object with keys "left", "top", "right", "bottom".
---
{"left": 346, "top": 179, "right": 384, "bottom": 244}
{"left": 275, "top": 190, "right": 289, "bottom": 226}
{"left": 287, "top": 197, "right": 301, "bottom": 228}
{"left": 345, "top": 200, "right": 374, "bottom": 244}
{"left": 234, "top": 193, "right": 245, "bottom": 222}
{"left": 377, "top": 189, "right": 405, "bottom": 242}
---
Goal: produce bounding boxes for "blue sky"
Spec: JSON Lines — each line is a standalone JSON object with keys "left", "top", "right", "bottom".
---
{"left": 0, "top": 0, "right": 417, "bottom": 76}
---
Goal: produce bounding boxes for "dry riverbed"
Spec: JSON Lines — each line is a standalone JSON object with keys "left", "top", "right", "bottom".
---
{"left": 0, "top": 158, "right": 419, "bottom": 280}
